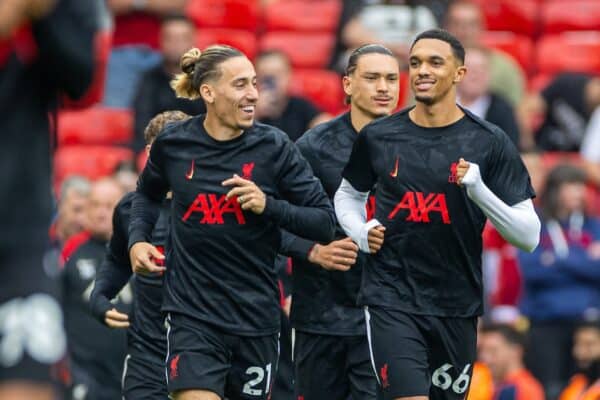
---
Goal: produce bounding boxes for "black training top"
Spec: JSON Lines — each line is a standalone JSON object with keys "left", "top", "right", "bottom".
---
{"left": 129, "top": 115, "right": 335, "bottom": 336}
{"left": 342, "top": 107, "right": 535, "bottom": 317}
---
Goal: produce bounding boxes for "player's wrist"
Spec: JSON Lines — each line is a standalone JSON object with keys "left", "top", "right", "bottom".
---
{"left": 307, "top": 243, "right": 322, "bottom": 264}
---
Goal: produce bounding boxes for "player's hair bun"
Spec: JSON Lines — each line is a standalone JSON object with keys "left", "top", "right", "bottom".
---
{"left": 180, "top": 48, "right": 202, "bottom": 76}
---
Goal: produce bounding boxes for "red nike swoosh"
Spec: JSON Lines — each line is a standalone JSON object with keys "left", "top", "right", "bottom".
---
{"left": 185, "top": 160, "right": 194, "bottom": 180}
{"left": 389, "top": 157, "right": 399, "bottom": 178}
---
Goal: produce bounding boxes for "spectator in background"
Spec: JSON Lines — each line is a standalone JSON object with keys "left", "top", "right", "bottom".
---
{"left": 458, "top": 46, "right": 520, "bottom": 148}
{"left": 132, "top": 14, "right": 205, "bottom": 152}
{"left": 479, "top": 324, "right": 545, "bottom": 400}
{"left": 104, "top": 0, "right": 188, "bottom": 108}
{"left": 444, "top": 0, "right": 525, "bottom": 107}
{"left": 522, "top": 73, "right": 600, "bottom": 152}
{"left": 559, "top": 320, "right": 600, "bottom": 400}
{"left": 61, "top": 178, "right": 129, "bottom": 400}
{"left": 55, "top": 176, "right": 92, "bottom": 245}
{"left": 255, "top": 50, "right": 330, "bottom": 142}
{"left": 332, "top": 0, "right": 438, "bottom": 72}
{"left": 518, "top": 165, "right": 600, "bottom": 400}
{"left": 112, "top": 160, "right": 138, "bottom": 192}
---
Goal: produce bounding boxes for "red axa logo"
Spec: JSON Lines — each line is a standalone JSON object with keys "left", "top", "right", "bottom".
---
{"left": 388, "top": 191, "right": 451, "bottom": 224}
{"left": 242, "top": 162, "right": 255, "bottom": 180}
{"left": 448, "top": 162, "right": 458, "bottom": 183}
{"left": 170, "top": 354, "right": 180, "bottom": 380}
{"left": 380, "top": 363, "right": 390, "bottom": 388}
{"left": 366, "top": 195, "right": 376, "bottom": 220}
{"left": 182, "top": 194, "right": 246, "bottom": 225}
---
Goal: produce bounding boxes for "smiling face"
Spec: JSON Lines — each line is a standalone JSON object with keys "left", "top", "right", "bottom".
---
{"left": 202, "top": 56, "right": 258, "bottom": 131}
{"left": 344, "top": 52, "right": 400, "bottom": 118}
{"left": 409, "top": 38, "right": 466, "bottom": 106}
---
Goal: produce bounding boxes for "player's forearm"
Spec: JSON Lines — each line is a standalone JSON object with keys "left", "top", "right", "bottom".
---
{"left": 463, "top": 166, "right": 540, "bottom": 252}
{"left": 334, "top": 179, "right": 380, "bottom": 253}
{"left": 279, "top": 229, "right": 315, "bottom": 261}
{"left": 264, "top": 197, "right": 335, "bottom": 243}
{"left": 89, "top": 257, "right": 131, "bottom": 324}
{"left": 128, "top": 191, "right": 161, "bottom": 249}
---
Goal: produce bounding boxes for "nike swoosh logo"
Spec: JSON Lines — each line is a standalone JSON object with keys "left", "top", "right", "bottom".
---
{"left": 185, "top": 160, "right": 194, "bottom": 180}
{"left": 389, "top": 157, "right": 399, "bottom": 178}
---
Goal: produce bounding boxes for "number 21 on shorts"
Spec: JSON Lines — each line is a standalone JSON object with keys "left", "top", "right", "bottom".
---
{"left": 432, "top": 363, "right": 472, "bottom": 394}
{"left": 243, "top": 363, "right": 272, "bottom": 397}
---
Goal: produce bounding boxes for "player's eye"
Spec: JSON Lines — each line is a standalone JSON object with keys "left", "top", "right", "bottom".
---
{"left": 409, "top": 60, "right": 419, "bottom": 68}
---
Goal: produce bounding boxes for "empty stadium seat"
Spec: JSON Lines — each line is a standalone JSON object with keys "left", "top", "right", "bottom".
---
{"left": 260, "top": 32, "right": 335, "bottom": 69}
{"left": 528, "top": 73, "right": 554, "bottom": 92}
{"left": 57, "top": 107, "right": 133, "bottom": 146}
{"left": 54, "top": 146, "right": 133, "bottom": 189}
{"left": 481, "top": 32, "right": 534, "bottom": 74}
{"left": 289, "top": 69, "right": 345, "bottom": 115}
{"left": 264, "top": 0, "right": 341, "bottom": 33}
{"left": 541, "top": 0, "right": 600, "bottom": 34}
{"left": 471, "top": 0, "right": 539, "bottom": 36}
{"left": 57, "top": 108, "right": 132, "bottom": 146}
{"left": 196, "top": 29, "right": 257, "bottom": 59}
{"left": 186, "top": 0, "right": 260, "bottom": 31}
{"left": 536, "top": 32, "right": 600, "bottom": 75}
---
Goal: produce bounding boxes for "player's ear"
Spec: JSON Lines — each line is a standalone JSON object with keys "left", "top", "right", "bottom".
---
{"left": 145, "top": 144, "right": 151, "bottom": 157}
{"left": 200, "top": 83, "right": 215, "bottom": 105}
{"left": 342, "top": 75, "right": 353, "bottom": 98}
{"left": 453, "top": 64, "right": 467, "bottom": 84}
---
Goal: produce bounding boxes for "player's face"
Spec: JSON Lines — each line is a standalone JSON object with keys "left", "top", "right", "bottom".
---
{"left": 478, "top": 332, "right": 516, "bottom": 382}
{"left": 209, "top": 56, "right": 258, "bottom": 131}
{"left": 573, "top": 328, "right": 600, "bottom": 370}
{"left": 86, "top": 181, "right": 123, "bottom": 241}
{"left": 344, "top": 53, "right": 400, "bottom": 118}
{"left": 409, "top": 39, "right": 466, "bottom": 106}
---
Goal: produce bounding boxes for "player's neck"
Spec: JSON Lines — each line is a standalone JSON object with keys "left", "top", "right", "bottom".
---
{"left": 203, "top": 113, "right": 243, "bottom": 141}
{"left": 410, "top": 98, "right": 464, "bottom": 128}
{"left": 349, "top": 106, "right": 374, "bottom": 133}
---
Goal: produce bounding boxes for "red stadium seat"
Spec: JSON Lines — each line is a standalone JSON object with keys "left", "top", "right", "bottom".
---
{"left": 260, "top": 32, "right": 335, "bottom": 69}
{"left": 54, "top": 145, "right": 133, "bottom": 189}
{"left": 196, "top": 29, "right": 258, "bottom": 59}
{"left": 536, "top": 33, "right": 600, "bottom": 75}
{"left": 57, "top": 107, "right": 133, "bottom": 146}
{"left": 186, "top": 0, "right": 260, "bottom": 31}
{"left": 528, "top": 73, "right": 554, "bottom": 93}
{"left": 481, "top": 32, "right": 534, "bottom": 74}
{"left": 541, "top": 0, "right": 600, "bottom": 34}
{"left": 289, "top": 69, "right": 345, "bottom": 115}
{"left": 540, "top": 152, "right": 584, "bottom": 172}
{"left": 471, "top": 0, "right": 539, "bottom": 36}
{"left": 264, "top": 0, "right": 341, "bottom": 33}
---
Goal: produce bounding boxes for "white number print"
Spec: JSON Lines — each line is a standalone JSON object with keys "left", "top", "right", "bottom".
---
{"left": 0, "top": 294, "right": 66, "bottom": 367}
{"left": 242, "top": 363, "right": 272, "bottom": 397}
{"left": 432, "top": 363, "right": 472, "bottom": 394}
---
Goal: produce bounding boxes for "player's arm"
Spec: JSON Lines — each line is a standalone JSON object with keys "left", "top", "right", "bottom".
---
{"left": 90, "top": 199, "right": 132, "bottom": 328}
{"left": 334, "top": 131, "right": 384, "bottom": 254}
{"left": 128, "top": 137, "right": 168, "bottom": 275}
{"left": 456, "top": 132, "right": 541, "bottom": 252}
{"left": 223, "top": 139, "right": 336, "bottom": 243}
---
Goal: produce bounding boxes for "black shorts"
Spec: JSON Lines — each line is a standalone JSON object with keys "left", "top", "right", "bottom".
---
{"left": 123, "top": 352, "right": 168, "bottom": 400}
{"left": 293, "top": 330, "right": 377, "bottom": 400}
{"left": 0, "top": 294, "right": 66, "bottom": 386}
{"left": 365, "top": 307, "right": 477, "bottom": 400}
{"left": 165, "top": 313, "right": 279, "bottom": 399}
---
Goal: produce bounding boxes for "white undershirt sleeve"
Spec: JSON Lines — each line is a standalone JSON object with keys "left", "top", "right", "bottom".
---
{"left": 462, "top": 162, "right": 541, "bottom": 252}
{"left": 334, "top": 179, "right": 381, "bottom": 253}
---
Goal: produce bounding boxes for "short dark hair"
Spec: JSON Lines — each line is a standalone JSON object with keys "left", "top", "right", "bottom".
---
{"left": 144, "top": 110, "right": 191, "bottom": 144}
{"left": 575, "top": 319, "right": 600, "bottom": 336}
{"left": 344, "top": 44, "right": 396, "bottom": 104}
{"left": 481, "top": 323, "right": 528, "bottom": 350}
{"left": 411, "top": 28, "right": 465, "bottom": 65}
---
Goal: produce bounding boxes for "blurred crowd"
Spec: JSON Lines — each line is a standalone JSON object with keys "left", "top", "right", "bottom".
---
{"left": 1, "top": 1, "right": 600, "bottom": 400}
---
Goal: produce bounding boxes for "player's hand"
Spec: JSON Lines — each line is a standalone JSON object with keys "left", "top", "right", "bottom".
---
{"left": 105, "top": 308, "right": 130, "bottom": 329}
{"left": 367, "top": 225, "right": 386, "bottom": 254}
{"left": 222, "top": 174, "right": 266, "bottom": 214}
{"left": 308, "top": 237, "right": 359, "bottom": 271}
{"left": 456, "top": 158, "right": 481, "bottom": 188}
{"left": 129, "top": 242, "right": 166, "bottom": 275}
